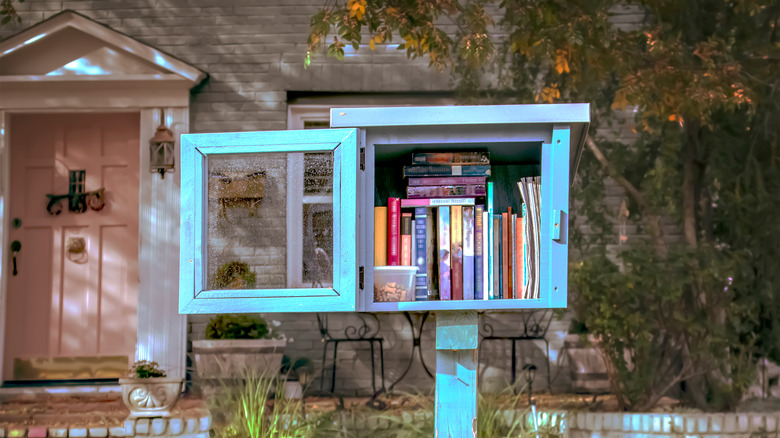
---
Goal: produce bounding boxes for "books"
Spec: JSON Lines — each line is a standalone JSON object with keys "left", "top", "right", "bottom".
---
{"left": 486, "top": 182, "right": 494, "bottom": 299}
{"left": 403, "top": 165, "right": 491, "bottom": 177}
{"left": 425, "top": 208, "right": 438, "bottom": 300}
{"left": 400, "top": 198, "right": 476, "bottom": 208}
{"left": 408, "top": 176, "right": 487, "bottom": 186}
{"left": 407, "top": 184, "right": 486, "bottom": 199}
{"left": 518, "top": 177, "right": 541, "bottom": 299}
{"left": 387, "top": 197, "right": 401, "bottom": 266}
{"left": 374, "top": 206, "right": 387, "bottom": 266}
{"left": 414, "top": 207, "right": 428, "bottom": 301}
{"left": 401, "top": 212, "right": 413, "bottom": 266}
{"left": 463, "top": 206, "right": 475, "bottom": 300}
{"left": 412, "top": 152, "right": 490, "bottom": 165}
{"left": 437, "top": 206, "right": 451, "bottom": 300}
{"left": 451, "top": 206, "right": 463, "bottom": 301}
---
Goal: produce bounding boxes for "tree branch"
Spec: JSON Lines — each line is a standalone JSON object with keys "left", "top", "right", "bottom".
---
{"left": 585, "top": 136, "right": 668, "bottom": 258}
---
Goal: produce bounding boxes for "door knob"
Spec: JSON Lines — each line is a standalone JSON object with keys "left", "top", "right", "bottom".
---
{"left": 10, "top": 240, "right": 21, "bottom": 276}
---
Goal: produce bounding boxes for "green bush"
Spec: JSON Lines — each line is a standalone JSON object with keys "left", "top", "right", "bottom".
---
{"left": 206, "top": 314, "right": 270, "bottom": 340}
{"left": 128, "top": 360, "right": 167, "bottom": 378}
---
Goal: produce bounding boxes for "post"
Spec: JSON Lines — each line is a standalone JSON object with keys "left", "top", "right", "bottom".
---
{"left": 435, "top": 310, "right": 478, "bottom": 437}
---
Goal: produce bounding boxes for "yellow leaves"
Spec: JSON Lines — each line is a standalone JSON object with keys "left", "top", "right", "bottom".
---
{"left": 555, "top": 49, "right": 570, "bottom": 74}
{"left": 347, "top": 0, "right": 366, "bottom": 21}
{"left": 369, "top": 34, "right": 384, "bottom": 51}
{"left": 536, "top": 84, "right": 561, "bottom": 103}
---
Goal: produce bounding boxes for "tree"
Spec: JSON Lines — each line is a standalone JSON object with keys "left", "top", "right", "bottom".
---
{"left": 309, "top": 0, "right": 779, "bottom": 411}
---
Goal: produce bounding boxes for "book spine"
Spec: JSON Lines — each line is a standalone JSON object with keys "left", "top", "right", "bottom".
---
{"left": 486, "top": 182, "right": 494, "bottom": 299}
{"left": 450, "top": 206, "right": 463, "bottom": 301}
{"left": 408, "top": 176, "right": 487, "bottom": 186}
{"left": 522, "top": 203, "right": 528, "bottom": 293}
{"left": 474, "top": 205, "right": 484, "bottom": 300}
{"left": 400, "top": 198, "right": 475, "bottom": 208}
{"left": 387, "top": 198, "right": 400, "bottom": 266}
{"left": 414, "top": 207, "right": 428, "bottom": 301}
{"left": 401, "top": 212, "right": 412, "bottom": 266}
{"left": 510, "top": 213, "right": 517, "bottom": 299}
{"left": 502, "top": 212, "right": 509, "bottom": 300}
{"left": 374, "top": 206, "right": 387, "bottom": 266}
{"left": 482, "top": 211, "right": 489, "bottom": 300}
{"left": 463, "top": 206, "right": 475, "bottom": 300}
{"left": 494, "top": 214, "right": 502, "bottom": 299}
{"left": 426, "top": 208, "right": 438, "bottom": 300}
{"left": 407, "top": 184, "right": 486, "bottom": 199}
{"left": 515, "top": 215, "right": 524, "bottom": 299}
{"left": 437, "top": 206, "right": 451, "bottom": 300}
{"left": 403, "top": 165, "right": 491, "bottom": 177}
{"left": 507, "top": 208, "right": 514, "bottom": 300}
{"left": 411, "top": 151, "right": 490, "bottom": 165}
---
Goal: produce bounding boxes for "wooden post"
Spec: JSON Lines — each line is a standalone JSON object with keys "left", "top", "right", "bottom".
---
{"left": 435, "top": 310, "right": 478, "bottom": 437}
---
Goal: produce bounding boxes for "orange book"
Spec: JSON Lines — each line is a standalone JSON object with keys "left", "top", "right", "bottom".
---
{"left": 400, "top": 212, "right": 413, "bottom": 266}
{"left": 501, "top": 212, "right": 509, "bottom": 300}
{"left": 374, "top": 207, "right": 387, "bottom": 266}
{"left": 515, "top": 215, "right": 524, "bottom": 298}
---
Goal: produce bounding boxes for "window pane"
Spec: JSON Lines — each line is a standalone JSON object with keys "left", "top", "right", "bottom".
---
{"left": 206, "top": 152, "right": 334, "bottom": 290}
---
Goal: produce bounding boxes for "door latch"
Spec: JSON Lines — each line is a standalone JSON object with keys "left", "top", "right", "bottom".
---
{"left": 10, "top": 240, "right": 21, "bottom": 276}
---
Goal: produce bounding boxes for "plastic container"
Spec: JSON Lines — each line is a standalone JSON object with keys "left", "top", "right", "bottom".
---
{"left": 373, "top": 266, "right": 418, "bottom": 302}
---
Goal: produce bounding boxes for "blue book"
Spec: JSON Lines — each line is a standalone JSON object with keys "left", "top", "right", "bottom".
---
{"left": 474, "top": 205, "right": 484, "bottom": 300}
{"left": 414, "top": 207, "right": 428, "bottom": 301}
{"left": 462, "top": 206, "right": 475, "bottom": 300}
{"left": 437, "top": 206, "right": 451, "bottom": 300}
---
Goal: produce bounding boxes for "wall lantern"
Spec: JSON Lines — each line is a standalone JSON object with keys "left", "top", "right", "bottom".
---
{"left": 522, "top": 363, "right": 537, "bottom": 405}
{"left": 149, "top": 109, "right": 175, "bottom": 178}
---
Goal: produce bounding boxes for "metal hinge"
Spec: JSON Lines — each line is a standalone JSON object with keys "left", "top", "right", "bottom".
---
{"left": 359, "top": 266, "right": 364, "bottom": 289}
{"left": 360, "top": 147, "right": 365, "bottom": 170}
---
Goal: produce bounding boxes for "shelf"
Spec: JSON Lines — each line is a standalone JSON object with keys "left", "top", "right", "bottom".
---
{"left": 365, "top": 298, "right": 560, "bottom": 312}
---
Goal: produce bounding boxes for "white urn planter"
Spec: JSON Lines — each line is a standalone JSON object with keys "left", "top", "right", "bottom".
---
{"left": 119, "top": 377, "right": 184, "bottom": 418}
{"left": 192, "top": 338, "right": 286, "bottom": 379}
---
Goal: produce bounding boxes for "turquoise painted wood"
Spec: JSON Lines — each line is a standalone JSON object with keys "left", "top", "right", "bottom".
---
{"left": 179, "top": 128, "right": 360, "bottom": 314}
{"left": 435, "top": 311, "right": 478, "bottom": 437}
{"left": 541, "top": 125, "right": 571, "bottom": 308}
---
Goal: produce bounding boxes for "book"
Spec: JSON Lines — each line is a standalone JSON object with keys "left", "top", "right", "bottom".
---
{"left": 374, "top": 206, "right": 387, "bottom": 266}
{"left": 502, "top": 212, "right": 509, "bottom": 300}
{"left": 408, "top": 176, "right": 487, "bottom": 186}
{"left": 450, "top": 205, "right": 463, "bottom": 300}
{"left": 425, "top": 208, "right": 438, "bottom": 300}
{"left": 401, "top": 212, "right": 413, "bottom": 266}
{"left": 407, "top": 184, "right": 486, "bottom": 199}
{"left": 507, "top": 208, "right": 514, "bottom": 300}
{"left": 463, "top": 206, "right": 475, "bottom": 300}
{"left": 486, "top": 182, "right": 494, "bottom": 299}
{"left": 482, "top": 210, "right": 489, "bottom": 300}
{"left": 510, "top": 212, "right": 517, "bottom": 299}
{"left": 437, "top": 206, "right": 451, "bottom": 300}
{"left": 387, "top": 198, "right": 401, "bottom": 266}
{"left": 493, "top": 214, "right": 502, "bottom": 299}
{"left": 474, "top": 205, "right": 484, "bottom": 300}
{"left": 414, "top": 207, "right": 428, "bottom": 301}
{"left": 403, "top": 165, "right": 491, "bottom": 177}
{"left": 518, "top": 177, "right": 542, "bottom": 299}
{"left": 515, "top": 214, "right": 524, "bottom": 299}
{"left": 400, "top": 198, "right": 475, "bottom": 208}
{"left": 411, "top": 151, "right": 490, "bottom": 165}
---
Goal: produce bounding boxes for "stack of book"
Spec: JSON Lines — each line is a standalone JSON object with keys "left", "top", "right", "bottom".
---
{"left": 374, "top": 151, "right": 540, "bottom": 302}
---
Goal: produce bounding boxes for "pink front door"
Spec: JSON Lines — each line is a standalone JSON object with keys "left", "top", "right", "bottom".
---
{"left": 4, "top": 113, "right": 139, "bottom": 381}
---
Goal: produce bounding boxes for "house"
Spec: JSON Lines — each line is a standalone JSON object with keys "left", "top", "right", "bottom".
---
{"left": 0, "top": 1, "right": 587, "bottom": 394}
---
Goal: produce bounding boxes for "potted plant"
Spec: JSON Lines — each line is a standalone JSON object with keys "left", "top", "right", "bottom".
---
{"left": 192, "top": 314, "right": 286, "bottom": 380}
{"left": 119, "top": 360, "right": 183, "bottom": 418}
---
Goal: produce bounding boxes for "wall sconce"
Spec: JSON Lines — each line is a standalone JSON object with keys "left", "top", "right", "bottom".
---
{"left": 522, "top": 363, "right": 537, "bottom": 405}
{"left": 149, "top": 109, "right": 175, "bottom": 178}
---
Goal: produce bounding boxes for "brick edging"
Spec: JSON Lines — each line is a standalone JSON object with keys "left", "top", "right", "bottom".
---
{"left": 0, "top": 414, "right": 211, "bottom": 437}
{"left": 568, "top": 411, "right": 780, "bottom": 436}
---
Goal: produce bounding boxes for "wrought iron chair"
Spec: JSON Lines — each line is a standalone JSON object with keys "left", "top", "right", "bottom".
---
{"left": 316, "top": 313, "right": 386, "bottom": 395}
{"left": 479, "top": 310, "right": 553, "bottom": 392}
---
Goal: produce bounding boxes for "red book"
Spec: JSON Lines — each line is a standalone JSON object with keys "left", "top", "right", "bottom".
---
{"left": 387, "top": 197, "right": 401, "bottom": 266}
{"left": 507, "top": 207, "right": 513, "bottom": 300}
{"left": 401, "top": 212, "right": 413, "bottom": 266}
{"left": 407, "top": 176, "right": 487, "bottom": 186}
{"left": 502, "top": 212, "right": 510, "bottom": 300}
{"left": 451, "top": 206, "right": 463, "bottom": 300}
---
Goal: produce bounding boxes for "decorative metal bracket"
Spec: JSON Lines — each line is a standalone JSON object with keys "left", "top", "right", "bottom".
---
{"left": 46, "top": 170, "right": 106, "bottom": 215}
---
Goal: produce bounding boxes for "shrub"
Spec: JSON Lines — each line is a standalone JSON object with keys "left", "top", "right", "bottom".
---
{"left": 206, "top": 314, "right": 270, "bottom": 340}
{"left": 129, "top": 360, "right": 167, "bottom": 378}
